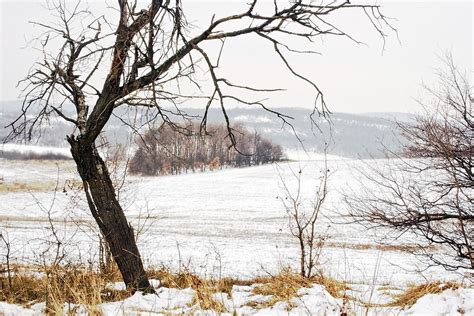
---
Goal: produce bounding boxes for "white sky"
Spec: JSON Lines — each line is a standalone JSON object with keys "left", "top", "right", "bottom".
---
{"left": 0, "top": 0, "right": 472, "bottom": 114}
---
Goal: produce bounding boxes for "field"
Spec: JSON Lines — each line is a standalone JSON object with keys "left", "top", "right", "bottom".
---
{"left": 0, "top": 156, "right": 471, "bottom": 315}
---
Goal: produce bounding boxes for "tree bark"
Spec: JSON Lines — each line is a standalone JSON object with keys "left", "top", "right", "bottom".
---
{"left": 67, "top": 135, "right": 153, "bottom": 293}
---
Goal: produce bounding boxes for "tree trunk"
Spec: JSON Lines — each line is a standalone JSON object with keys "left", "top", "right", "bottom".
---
{"left": 299, "top": 234, "right": 306, "bottom": 278}
{"left": 68, "top": 136, "right": 153, "bottom": 293}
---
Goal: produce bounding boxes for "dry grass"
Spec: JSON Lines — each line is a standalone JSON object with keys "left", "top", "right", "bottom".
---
{"left": 311, "top": 274, "right": 350, "bottom": 299}
{"left": 0, "top": 270, "right": 45, "bottom": 305}
{"left": 377, "top": 284, "right": 402, "bottom": 292}
{"left": 0, "top": 181, "right": 57, "bottom": 193}
{"left": 9, "top": 264, "right": 456, "bottom": 314}
{"left": 147, "top": 267, "right": 201, "bottom": 289}
{"left": 0, "top": 263, "right": 128, "bottom": 314}
{"left": 326, "top": 241, "right": 437, "bottom": 253}
{"left": 149, "top": 267, "right": 350, "bottom": 311}
{"left": 385, "top": 281, "right": 460, "bottom": 308}
{"left": 250, "top": 269, "right": 311, "bottom": 309}
{"left": 0, "top": 178, "right": 82, "bottom": 194}
{"left": 190, "top": 283, "right": 227, "bottom": 313}
{"left": 2, "top": 265, "right": 245, "bottom": 313}
{"left": 248, "top": 268, "right": 350, "bottom": 309}
{"left": 148, "top": 267, "right": 251, "bottom": 313}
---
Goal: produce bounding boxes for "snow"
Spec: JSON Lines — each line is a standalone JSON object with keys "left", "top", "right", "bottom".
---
{"left": 234, "top": 115, "right": 273, "bottom": 123}
{"left": 106, "top": 280, "right": 161, "bottom": 291}
{"left": 0, "top": 155, "right": 471, "bottom": 314}
{"left": 0, "top": 302, "right": 37, "bottom": 316}
{"left": 101, "top": 287, "right": 195, "bottom": 314}
{"left": 0, "top": 286, "right": 472, "bottom": 315}
{"left": 406, "top": 288, "right": 474, "bottom": 316}
{"left": 106, "top": 281, "right": 128, "bottom": 291}
{"left": 0, "top": 284, "right": 342, "bottom": 315}
{"left": 0, "top": 158, "right": 462, "bottom": 285}
{"left": 284, "top": 149, "right": 348, "bottom": 161}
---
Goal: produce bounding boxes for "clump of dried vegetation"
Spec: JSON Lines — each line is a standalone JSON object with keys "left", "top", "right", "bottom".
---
{"left": 385, "top": 281, "right": 461, "bottom": 308}
{"left": 1, "top": 263, "right": 352, "bottom": 313}
{"left": 0, "top": 263, "right": 127, "bottom": 314}
{"left": 248, "top": 268, "right": 350, "bottom": 309}
{"left": 2, "top": 258, "right": 468, "bottom": 316}
{"left": 249, "top": 268, "right": 312, "bottom": 309}
{"left": 148, "top": 267, "right": 252, "bottom": 313}
{"left": 0, "top": 182, "right": 58, "bottom": 193}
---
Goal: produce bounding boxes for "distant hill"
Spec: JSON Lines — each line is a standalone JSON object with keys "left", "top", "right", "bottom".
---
{"left": 1, "top": 101, "right": 412, "bottom": 158}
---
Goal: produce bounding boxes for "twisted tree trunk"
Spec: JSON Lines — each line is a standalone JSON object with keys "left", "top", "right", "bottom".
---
{"left": 68, "top": 135, "right": 153, "bottom": 293}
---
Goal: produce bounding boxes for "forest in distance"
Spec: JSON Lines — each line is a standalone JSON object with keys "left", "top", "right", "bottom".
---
{"left": 128, "top": 122, "right": 284, "bottom": 176}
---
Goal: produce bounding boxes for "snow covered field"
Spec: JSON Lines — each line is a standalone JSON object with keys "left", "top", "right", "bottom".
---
{"left": 0, "top": 154, "right": 471, "bottom": 314}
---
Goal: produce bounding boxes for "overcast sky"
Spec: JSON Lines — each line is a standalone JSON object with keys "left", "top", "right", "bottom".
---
{"left": 0, "top": 0, "right": 472, "bottom": 114}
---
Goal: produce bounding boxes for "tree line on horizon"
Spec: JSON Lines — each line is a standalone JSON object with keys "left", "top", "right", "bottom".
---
{"left": 128, "top": 123, "right": 284, "bottom": 176}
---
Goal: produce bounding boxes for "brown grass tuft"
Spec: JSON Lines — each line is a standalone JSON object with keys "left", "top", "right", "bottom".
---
{"left": 147, "top": 267, "right": 201, "bottom": 289}
{"left": 0, "top": 182, "right": 57, "bottom": 193}
{"left": 0, "top": 271, "right": 45, "bottom": 305}
{"left": 148, "top": 267, "right": 250, "bottom": 313}
{"left": 0, "top": 263, "right": 129, "bottom": 313}
{"left": 190, "top": 284, "right": 227, "bottom": 313}
{"left": 311, "top": 274, "right": 350, "bottom": 299}
{"left": 326, "top": 241, "right": 437, "bottom": 253}
{"left": 250, "top": 268, "right": 311, "bottom": 309}
{"left": 386, "top": 281, "right": 460, "bottom": 307}
{"left": 247, "top": 269, "right": 350, "bottom": 309}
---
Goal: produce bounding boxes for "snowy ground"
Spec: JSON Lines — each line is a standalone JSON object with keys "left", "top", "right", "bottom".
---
{"left": 0, "top": 279, "right": 472, "bottom": 315}
{"left": 0, "top": 281, "right": 343, "bottom": 315}
{"left": 0, "top": 153, "right": 472, "bottom": 315}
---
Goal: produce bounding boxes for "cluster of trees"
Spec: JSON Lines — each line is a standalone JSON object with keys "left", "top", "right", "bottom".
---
{"left": 129, "top": 123, "right": 283, "bottom": 176}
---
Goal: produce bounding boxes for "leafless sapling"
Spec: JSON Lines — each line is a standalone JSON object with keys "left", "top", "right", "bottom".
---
{"left": 278, "top": 156, "right": 329, "bottom": 278}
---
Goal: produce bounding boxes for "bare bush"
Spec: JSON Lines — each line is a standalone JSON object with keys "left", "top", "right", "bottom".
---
{"left": 278, "top": 156, "right": 330, "bottom": 278}
{"left": 345, "top": 54, "right": 473, "bottom": 271}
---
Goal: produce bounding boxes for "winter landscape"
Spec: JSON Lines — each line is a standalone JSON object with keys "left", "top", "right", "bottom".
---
{"left": 1, "top": 0, "right": 473, "bottom": 315}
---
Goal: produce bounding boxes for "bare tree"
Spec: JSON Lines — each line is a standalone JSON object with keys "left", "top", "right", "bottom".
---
{"left": 7, "top": 0, "right": 394, "bottom": 292}
{"left": 345, "top": 55, "right": 473, "bottom": 271}
{"left": 279, "top": 156, "right": 329, "bottom": 278}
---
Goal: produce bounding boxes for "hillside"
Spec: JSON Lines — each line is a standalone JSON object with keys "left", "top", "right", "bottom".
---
{"left": 1, "top": 101, "right": 412, "bottom": 158}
